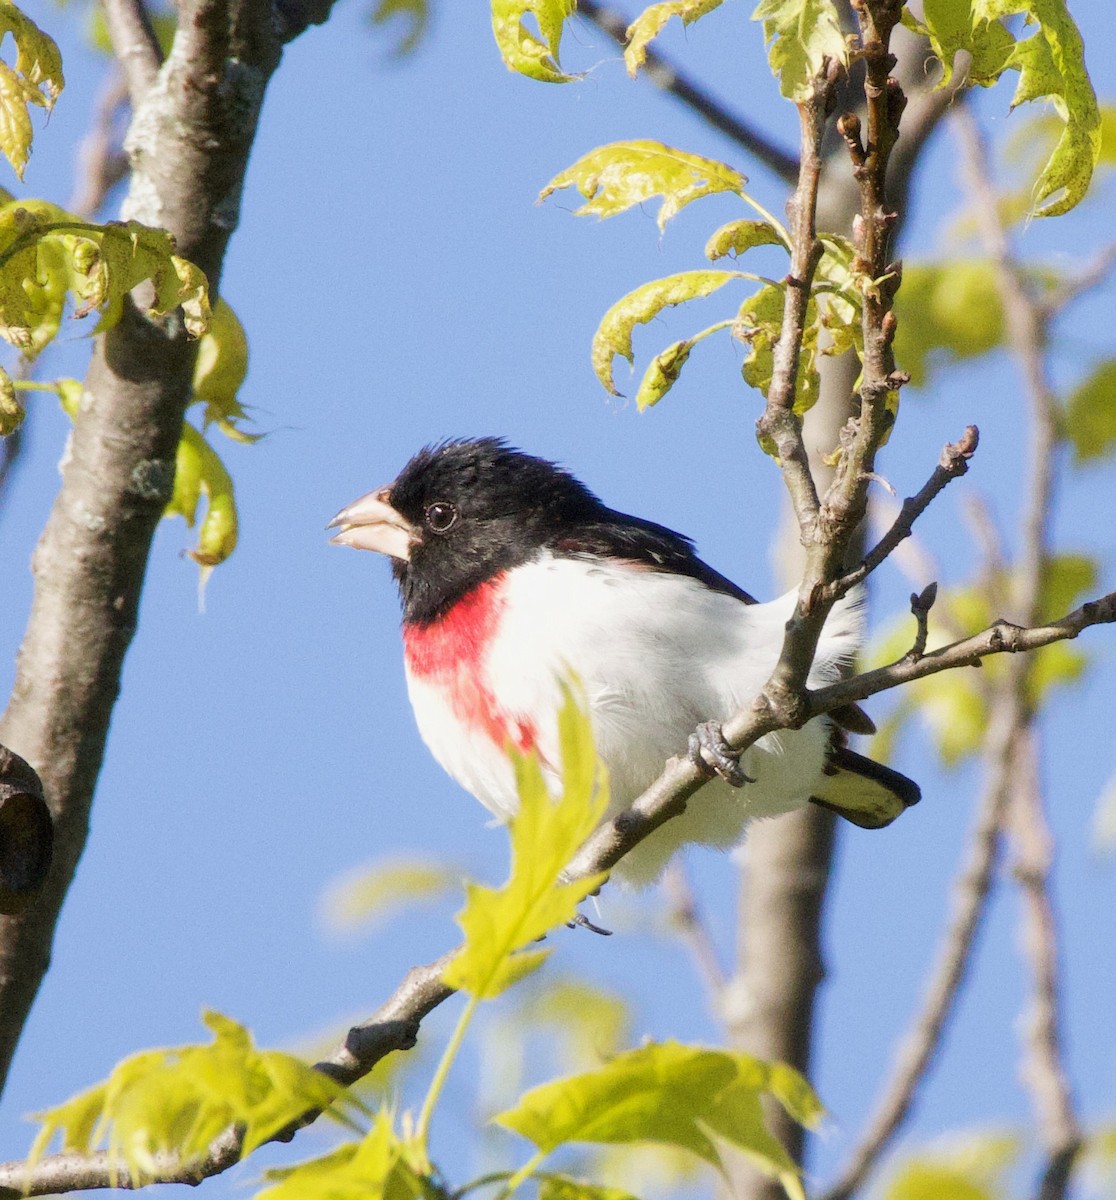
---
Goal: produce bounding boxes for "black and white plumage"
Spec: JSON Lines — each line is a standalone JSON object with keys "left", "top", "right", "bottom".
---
{"left": 330, "top": 438, "right": 919, "bottom": 887}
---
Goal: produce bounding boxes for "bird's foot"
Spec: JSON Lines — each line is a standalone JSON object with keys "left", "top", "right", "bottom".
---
{"left": 567, "top": 911, "right": 613, "bottom": 936}
{"left": 689, "top": 721, "right": 753, "bottom": 788}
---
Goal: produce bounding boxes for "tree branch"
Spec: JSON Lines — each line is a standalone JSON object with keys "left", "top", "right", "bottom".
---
{"left": 101, "top": 0, "right": 162, "bottom": 105}
{"left": 661, "top": 861, "right": 727, "bottom": 1002}
{"left": 576, "top": 0, "right": 799, "bottom": 182}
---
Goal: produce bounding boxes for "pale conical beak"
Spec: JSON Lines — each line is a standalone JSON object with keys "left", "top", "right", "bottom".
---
{"left": 327, "top": 487, "right": 420, "bottom": 561}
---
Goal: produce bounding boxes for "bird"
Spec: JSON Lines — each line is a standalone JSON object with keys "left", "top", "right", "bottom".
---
{"left": 329, "top": 438, "right": 919, "bottom": 888}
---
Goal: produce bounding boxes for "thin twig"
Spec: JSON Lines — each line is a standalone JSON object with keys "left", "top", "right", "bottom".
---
{"left": 68, "top": 75, "right": 130, "bottom": 219}
{"left": 576, "top": 0, "right": 799, "bottom": 182}
{"left": 1039, "top": 241, "right": 1116, "bottom": 320}
{"left": 101, "top": 0, "right": 162, "bottom": 105}
{"left": 902, "top": 582, "right": 937, "bottom": 661}
{"left": 661, "top": 861, "right": 727, "bottom": 1001}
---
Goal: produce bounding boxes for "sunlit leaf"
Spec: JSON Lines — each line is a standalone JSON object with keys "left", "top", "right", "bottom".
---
{"left": 635, "top": 338, "right": 693, "bottom": 410}
{"left": 1063, "top": 359, "right": 1116, "bottom": 465}
{"left": 751, "top": 0, "right": 846, "bottom": 101}
{"left": 592, "top": 270, "right": 740, "bottom": 395}
{"left": 705, "top": 218, "right": 785, "bottom": 260}
{"left": 541, "top": 140, "right": 746, "bottom": 235}
{"left": 495, "top": 1040, "right": 822, "bottom": 1200}
{"left": 736, "top": 282, "right": 820, "bottom": 413}
{"left": 492, "top": 0, "right": 578, "bottom": 83}
{"left": 624, "top": 0, "right": 723, "bottom": 78}
{"left": 904, "top": 0, "right": 1014, "bottom": 88}
{"left": 883, "top": 1133, "right": 1019, "bottom": 1200}
{"left": 538, "top": 1177, "right": 639, "bottom": 1200}
{"left": 258, "top": 1110, "right": 429, "bottom": 1200}
{"left": 370, "top": 0, "right": 428, "bottom": 55}
{"left": 28, "top": 1011, "right": 366, "bottom": 1184}
{"left": 515, "top": 978, "right": 631, "bottom": 1070}
{"left": 192, "top": 298, "right": 257, "bottom": 443}
{"left": 0, "top": 361, "right": 20, "bottom": 434}
{"left": 443, "top": 688, "right": 608, "bottom": 1000}
{"left": 0, "top": 0, "right": 64, "bottom": 178}
{"left": 893, "top": 261, "right": 1004, "bottom": 388}
{"left": 320, "top": 855, "right": 459, "bottom": 934}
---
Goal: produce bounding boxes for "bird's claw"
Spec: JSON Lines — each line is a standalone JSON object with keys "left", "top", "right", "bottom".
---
{"left": 689, "top": 721, "right": 753, "bottom": 788}
{"left": 567, "top": 911, "right": 613, "bottom": 936}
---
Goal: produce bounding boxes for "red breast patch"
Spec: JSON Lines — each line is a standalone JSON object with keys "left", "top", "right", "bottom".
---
{"left": 404, "top": 575, "right": 536, "bottom": 753}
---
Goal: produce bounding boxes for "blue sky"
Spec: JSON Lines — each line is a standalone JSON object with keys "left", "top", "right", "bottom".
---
{"left": 1, "top": 2, "right": 1115, "bottom": 1196}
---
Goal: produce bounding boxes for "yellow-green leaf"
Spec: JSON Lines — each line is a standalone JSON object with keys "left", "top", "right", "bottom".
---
{"left": 705, "top": 218, "right": 785, "bottom": 260}
{"left": 1064, "top": 360, "right": 1116, "bottom": 464}
{"left": 539, "top": 1177, "right": 639, "bottom": 1200}
{"left": 751, "top": 0, "right": 846, "bottom": 101}
{"left": 624, "top": 0, "right": 723, "bottom": 78}
{"left": 320, "top": 855, "right": 459, "bottom": 933}
{"left": 636, "top": 338, "right": 693, "bottom": 410}
{"left": 492, "top": 0, "right": 578, "bottom": 83}
{"left": 369, "top": 0, "right": 428, "bottom": 55}
{"left": 0, "top": 361, "right": 20, "bottom": 434}
{"left": 736, "top": 283, "right": 820, "bottom": 414}
{"left": 893, "top": 261, "right": 1004, "bottom": 388}
{"left": 883, "top": 1134, "right": 1019, "bottom": 1200}
{"left": 905, "top": 0, "right": 1015, "bottom": 88}
{"left": 258, "top": 1111, "right": 428, "bottom": 1200}
{"left": 28, "top": 1011, "right": 365, "bottom": 1184}
{"left": 166, "top": 422, "right": 238, "bottom": 569}
{"left": 592, "top": 269, "right": 740, "bottom": 395}
{"left": 494, "top": 1041, "right": 822, "bottom": 1200}
{"left": 443, "top": 688, "right": 608, "bottom": 1000}
{"left": 192, "top": 298, "right": 257, "bottom": 442}
{"left": 541, "top": 140, "right": 746, "bottom": 234}
{"left": 0, "top": 0, "right": 64, "bottom": 178}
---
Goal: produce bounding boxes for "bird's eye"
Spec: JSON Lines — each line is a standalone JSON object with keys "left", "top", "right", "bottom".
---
{"left": 424, "top": 501, "right": 459, "bottom": 533}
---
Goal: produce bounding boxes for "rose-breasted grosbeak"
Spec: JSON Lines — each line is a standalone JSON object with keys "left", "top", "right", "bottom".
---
{"left": 330, "top": 438, "right": 918, "bottom": 886}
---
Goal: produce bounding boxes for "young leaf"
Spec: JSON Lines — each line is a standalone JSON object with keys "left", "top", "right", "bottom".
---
{"left": 635, "top": 338, "right": 694, "bottom": 410}
{"left": 165, "top": 422, "right": 239, "bottom": 570}
{"left": 258, "top": 1110, "right": 429, "bottom": 1200}
{"left": 370, "top": 0, "right": 429, "bottom": 56}
{"left": 28, "top": 1011, "right": 365, "bottom": 1184}
{"left": 892, "top": 261, "right": 1004, "bottom": 388}
{"left": 905, "top": 0, "right": 1015, "bottom": 88}
{"left": 705, "top": 218, "right": 785, "bottom": 260}
{"left": 541, "top": 140, "right": 747, "bottom": 234}
{"left": 751, "top": 0, "right": 846, "bottom": 101}
{"left": 736, "top": 283, "right": 820, "bottom": 413}
{"left": 0, "top": 0, "right": 64, "bottom": 178}
{"left": 492, "top": 0, "right": 578, "bottom": 83}
{"left": 1064, "top": 359, "right": 1116, "bottom": 464}
{"left": 0, "top": 361, "right": 20, "bottom": 434}
{"left": 193, "top": 298, "right": 257, "bottom": 443}
{"left": 443, "top": 688, "right": 608, "bottom": 1000}
{"left": 592, "top": 269, "right": 741, "bottom": 395}
{"left": 494, "top": 1040, "right": 822, "bottom": 1200}
{"left": 624, "top": 0, "right": 724, "bottom": 78}
{"left": 319, "top": 855, "right": 459, "bottom": 933}
{"left": 538, "top": 1177, "right": 639, "bottom": 1200}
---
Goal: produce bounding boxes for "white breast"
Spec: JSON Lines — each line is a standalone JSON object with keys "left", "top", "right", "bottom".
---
{"left": 405, "top": 553, "right": 863, "bottom": 886}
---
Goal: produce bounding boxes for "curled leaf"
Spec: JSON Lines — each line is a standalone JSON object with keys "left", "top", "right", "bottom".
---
{"left": 541, "top": 140, "right": 746, "bottom": 233}
{"left": 592, "top": 270, "right": 740, "bottom": 395}
{"left": 705, "top": 218, "right": 785, "bottom": 260}
{"left": 735, "top": 283, "right": 820, "bottom": 413}
{"left": 624, "top": 0, "right": 724, "bottom": 78}
{"left": 193, "top": 299, "right": 257, "bottom": 442}
{"left": 635, "top": 339, "right": 694, "bottom": 410}
{"left": 492, "top": 0, "right": 579, "bottom": 83}
{"left": 0, "top": 0, "right": 64, "bottom": 178}
{"left": 0, "top": 362, "right": 21, "bottom": 434}
{"left": 752, "top": 0, "right": 846, "bottom": 101}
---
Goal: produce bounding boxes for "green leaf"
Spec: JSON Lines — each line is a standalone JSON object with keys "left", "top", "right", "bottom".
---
{"left": 905, "top": 0, "right": 1015, "bottom": 88}
{"left": 320, "top": 855, "right": 459, "bottom": 933}
{"left": 1063, "top": 359, "right": 1116, "bottom": 465}
{"left": 258, "top": 1111, "right": 431, "bottom": 1200}
{"left": 369, "top": 0, "right": 429, "bottom": 56}
{"left": 28, "top": 1011, "right": 366, "bottom": 1184}
{"left": 624, "top": 0, "right": 724, "bottom": 77}
{"left": 443, "top": 687, "right": 608, "bottom": 999}
{"left": 538, "top": 1177, "right": 640, "bottom": 1200}
{"left": 514, "top": 978, "right": 631, "bottom": 1070}
{"left": 592, "top": 270, "right": 740, "bottom": 395}
{"left": 635, "top": 338, "right": 693, "bottom": 410}
{"left": 815, "top": 236, "right": 862, "bottom": 357}
{"left": 705, "top": 219, "right": 785, "bottom": 260}
{"left": 541, "top": 140, "right": 747, "bottom": 234}
{"left": 893, "top": 261, "right": 1004, "bottom": 388}
{"left": 736, "top": 282, "right": 820, "bottom": 413}
{"left": 0, "top": 0, "right": 64, "bottom": 178}
{"left": 192, "top": 298, "right": 258, "bottom": 443}
{"left": 883, "top": 1134, "right": 1019, "bottom": 1200}
{"left": 751, "top": 0, "right": 846, "bottom": 101}
{"left": 494, "top": 1041, "right": 822, "bottom": 1200}
{"left": 165, "top": 421, "right": 239, "bottom": 571}
{"left": 0, "top": 361, "right": 20, "bottom": 434}
{"left": 492, "top": 0, "right": 578, "bottom": 83}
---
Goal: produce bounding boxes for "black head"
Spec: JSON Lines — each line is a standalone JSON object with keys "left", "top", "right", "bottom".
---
{"left": 329, "top": 437, "right": 757, "bottom": 624}
{"left": 330, "top": 438, "right": 605, "bottom": 623}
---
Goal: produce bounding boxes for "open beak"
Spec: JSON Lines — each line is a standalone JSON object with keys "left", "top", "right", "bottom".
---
{"left": 327, "top": 487, "right": 420, "bottom": 561}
